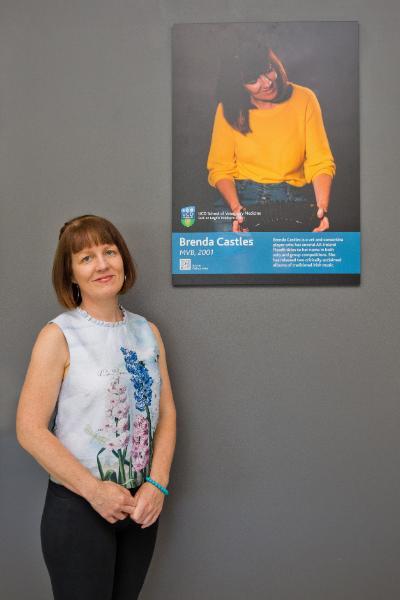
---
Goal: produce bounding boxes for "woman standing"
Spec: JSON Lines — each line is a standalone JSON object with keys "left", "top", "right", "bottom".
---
{"left": 16, "top": 215, "right": 176, "bottom": 600}
{"left": 207, "top": 45, "right": 336, "bottom": 232}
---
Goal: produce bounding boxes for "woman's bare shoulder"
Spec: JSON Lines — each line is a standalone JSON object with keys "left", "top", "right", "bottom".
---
{"left": 31, "top": 322, "right": 69, "bottom": 366}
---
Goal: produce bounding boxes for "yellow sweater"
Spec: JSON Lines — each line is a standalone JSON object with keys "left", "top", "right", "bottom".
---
{"left": 207, "top": 83, "right": 335, "bottom": 188}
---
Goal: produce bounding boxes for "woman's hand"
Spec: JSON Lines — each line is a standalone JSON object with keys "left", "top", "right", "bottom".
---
{"left": 131, "top": 482, "right": 165, "bottom": 529}
{"left": 312, "top": 206, "right": 330, "bottom": 232}
{"left": 312, "top": 174, "right": 332, "bottom": 232}
{"left": 214, "top": 179, "right": 248, "bottom": 232}
{"left": 87, "top": 480, "right": 137, "bottom": 524}
{"left": 232, "top": 206, "right": 249, "bottom": 232}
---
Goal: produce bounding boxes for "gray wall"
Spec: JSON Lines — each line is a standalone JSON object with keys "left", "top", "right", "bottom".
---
{"left": 1, "top": 1, "right": 399, "bottom": 599}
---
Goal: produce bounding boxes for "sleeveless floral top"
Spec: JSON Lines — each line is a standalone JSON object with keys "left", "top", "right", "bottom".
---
{"left": 49, "top": 307, "right": 160, "bottom": 489}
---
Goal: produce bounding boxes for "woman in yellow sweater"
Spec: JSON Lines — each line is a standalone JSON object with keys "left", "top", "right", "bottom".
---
{"left": 207, "top": 45, "right": 336, "bottom": 232}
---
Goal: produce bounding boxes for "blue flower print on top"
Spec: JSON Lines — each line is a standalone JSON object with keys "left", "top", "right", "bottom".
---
{"left": 120, "top": 347, "right": 153, "bottom": 411}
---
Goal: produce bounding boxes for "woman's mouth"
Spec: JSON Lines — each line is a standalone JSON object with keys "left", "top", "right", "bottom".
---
{"left": 94, "top": 275, "right": 114, "bottom": 283}
{"left": 261, "top": 84, "right": 275, "bottom": 93}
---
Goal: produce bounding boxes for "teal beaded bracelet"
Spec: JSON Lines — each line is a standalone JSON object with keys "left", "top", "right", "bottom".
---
{"left": 146, "top": 477, "right": 169, "bottom": 496}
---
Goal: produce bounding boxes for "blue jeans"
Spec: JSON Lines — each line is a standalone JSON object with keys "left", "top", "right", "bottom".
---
{"left": 213, "top": 180, "right": 317, "bottom": 232}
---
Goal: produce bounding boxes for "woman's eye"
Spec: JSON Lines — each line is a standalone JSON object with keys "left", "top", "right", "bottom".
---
{"left": 81, "top": 256, "right": 91, "bottom": 263}
{"left": 106, "top": 249, "right": 116, "bottom": 256}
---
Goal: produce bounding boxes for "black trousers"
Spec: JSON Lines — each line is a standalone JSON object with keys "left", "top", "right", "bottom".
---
{"left": 40, "top": 480, "right": 158, "bottom": 600}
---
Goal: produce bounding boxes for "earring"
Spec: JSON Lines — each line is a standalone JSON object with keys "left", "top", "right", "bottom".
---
{"left": 124, "top": 274, "right": 127, "bottom": 281}
{"left": 73, "top": 283, "right": 81, "bottom": 302}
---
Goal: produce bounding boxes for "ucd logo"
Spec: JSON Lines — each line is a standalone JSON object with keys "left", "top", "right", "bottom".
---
{"left": 181, "top": 205, "right": 196, "bottom": 228}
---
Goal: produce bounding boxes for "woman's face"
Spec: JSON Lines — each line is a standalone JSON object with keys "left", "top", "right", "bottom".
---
{"left": 243, "top": 64, "right": 278, "bottom": 102}
{"left": 71, "top": 242, "right": 125, "bottom": 303}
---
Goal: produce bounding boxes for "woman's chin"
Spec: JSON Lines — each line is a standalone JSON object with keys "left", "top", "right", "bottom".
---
{"left": 259, "top": 91, "right": 278, "bottom": 101}
{"left": 87, "top": 286, "right": 122, "bottom": 303}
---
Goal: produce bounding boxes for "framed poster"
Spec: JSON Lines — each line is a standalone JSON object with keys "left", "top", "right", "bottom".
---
{"left": 172, "top": 22, "right": 360, "bottom": 285}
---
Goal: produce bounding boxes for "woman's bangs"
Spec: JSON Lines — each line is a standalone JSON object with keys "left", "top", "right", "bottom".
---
{"left": 238, "top": 46, "right": 272, "bottom": 84}
{"left": 69, "top": 223, "right": 116, "bottom": 254}
{"left": 241, "top": 58, "right": 268, "bottom": 84}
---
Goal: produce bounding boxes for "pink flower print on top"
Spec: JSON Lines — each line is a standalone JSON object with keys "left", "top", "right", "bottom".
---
{"left": 132, "top": 445, "right": 150, "bottom": 471}
{"left": 117, "top": 417, "right": 129, "bottom": 432}
{"left": 100, "top": 377, "right": 130, "bottom": 448}
{"left": 95, "top": 375, "right": 131, "bottom": 485}
{"left": 112, "top": 403, "right": 129, "bottom": 420}
{"left": 105, "top": 430, "right": 130, "bottom": 451}
{"left": 133, "top": 414, "right": 149, "bottom": 442}
{"left": 132, "top": 414, "right": 150, "bottom": 471}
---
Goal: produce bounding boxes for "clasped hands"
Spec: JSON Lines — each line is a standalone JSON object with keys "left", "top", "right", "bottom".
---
{"left": 88, "top": 480, "right": 165, "bottom": 528}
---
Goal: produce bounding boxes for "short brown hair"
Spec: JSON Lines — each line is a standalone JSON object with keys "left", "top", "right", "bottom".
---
{"left": 52, "top": 215, "right": 136, "bottom": 309}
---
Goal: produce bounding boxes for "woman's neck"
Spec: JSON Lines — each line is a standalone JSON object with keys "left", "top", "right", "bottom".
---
{"left": 250, "top": 97, "right": 276, "bottom": 110}
{"left": 79, "top": 297, "right": 123, "bottom": 323}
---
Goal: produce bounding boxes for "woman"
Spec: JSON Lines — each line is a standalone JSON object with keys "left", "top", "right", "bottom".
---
{"left": 16, "top": 215, "right": 176, "bottom": 600}
{"left": 207, "top": 45, "right": 336, "bottom": 232}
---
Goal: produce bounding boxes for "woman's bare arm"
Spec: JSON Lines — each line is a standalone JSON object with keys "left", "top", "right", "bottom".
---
{"left": 215, "top": 179, "right": 243, "bottom": 214}
{"left": 215, "top": 179, "right": 246, "bottom": 232}
{"left": 16, "top": 324, "right": 136, "bottom": 522}
{"left": 148, "top": 323, "right": 176, "bottom": 489}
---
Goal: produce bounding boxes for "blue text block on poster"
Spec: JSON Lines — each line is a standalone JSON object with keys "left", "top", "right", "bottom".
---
{"left": 172, "top": 232, "right": 360, "bottom": 275}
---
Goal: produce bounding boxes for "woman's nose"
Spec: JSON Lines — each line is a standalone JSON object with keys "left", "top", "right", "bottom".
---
{"left": 95, "top": 254, "right": 109, "bottom": 270}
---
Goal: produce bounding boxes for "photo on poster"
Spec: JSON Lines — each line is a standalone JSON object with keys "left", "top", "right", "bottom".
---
{"left": 172, "top": 22, "right": 360, "bottom": 285}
